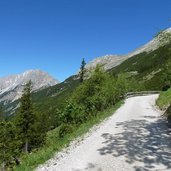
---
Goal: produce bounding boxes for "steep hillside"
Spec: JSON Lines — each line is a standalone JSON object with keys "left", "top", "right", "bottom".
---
{"left": 110, "top": 42, "right": 171, "bottom": 90}
{"left": 0, "top": 69, "right": 59, "bottom": 116}
{"left": 29, "top": 37, "right": 171, "bottom": 118}
{"left": 32, "top": 75, "right": 80, "bottom": 113}
{"left": 86, "top": 27, "right": 171, "bottom": 71}
{"left": 5, "top": 75, "right": 80, "bottom": 118}
{"left": 3, "top": 28, "right": 171, "bottom": 117}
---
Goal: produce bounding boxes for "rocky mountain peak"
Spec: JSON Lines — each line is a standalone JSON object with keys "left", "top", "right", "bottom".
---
{"left": 86, "top": 27, "right": 171, "bottom": 71}
{"left": 0, "top": 69, "right": 59, "bottom": 102}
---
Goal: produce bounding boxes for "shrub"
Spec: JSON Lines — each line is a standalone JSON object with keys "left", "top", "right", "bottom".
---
{"left": 56, "top": 101, "right": 86, "bottom": 126}
{"left": 59, "top": 124, "right": 74, "bottom": 138}
{"left": 164, "top": 105, "right": 171, "bottom": 122}
{"left": 56, "top": 66, "right": 139, "bottom": 139}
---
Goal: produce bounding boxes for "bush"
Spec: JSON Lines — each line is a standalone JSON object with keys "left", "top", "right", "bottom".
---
{"left": 56, "top": 66, "right": 140, "bottom": 138}
{"left": 59, "top": 124, "right": 74, "bottom": 138}
{"left": 156, "top": 88, "right": 171, "bottom": 109}
{"left": 71, "top": 66, "right": 117, "bottom": 114}
{"left": 164, "top": 105, "right": 171, "bottom": 122}
{"left": 162, "top": 84, "right": 170, "bottom": 91}
{"left": 70, "top": 66, "right": 139, "bottom": 118}
{"left": 56, "top": 101, "right": 86, "bottom": 126}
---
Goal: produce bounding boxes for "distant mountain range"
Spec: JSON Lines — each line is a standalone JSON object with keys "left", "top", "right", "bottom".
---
{"left": 0, "top": 69, "right": 59, "bottom": 103}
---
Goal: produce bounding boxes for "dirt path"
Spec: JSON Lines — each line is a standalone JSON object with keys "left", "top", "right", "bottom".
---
{"left": 37, "top": 95, "right": 171, "bottom": 171}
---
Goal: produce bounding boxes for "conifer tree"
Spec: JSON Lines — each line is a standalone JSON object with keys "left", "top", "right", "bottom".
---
{"left": 15, "top": 81, "right": 35, "bottom": 153}
{"left": 79, "top": 58, "right": 86, "bottom": 83}
{"left": 0, "top": 121, "right": 19, "bottom": 171}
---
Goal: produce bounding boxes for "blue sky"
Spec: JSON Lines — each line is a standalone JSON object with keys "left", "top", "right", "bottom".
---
{"left": 0, "top": 0, "right": 171, "bottom": 81}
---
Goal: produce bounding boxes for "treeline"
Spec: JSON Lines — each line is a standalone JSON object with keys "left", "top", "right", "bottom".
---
{"left": 0, "top": 62, "right": 141, "bottom": 170}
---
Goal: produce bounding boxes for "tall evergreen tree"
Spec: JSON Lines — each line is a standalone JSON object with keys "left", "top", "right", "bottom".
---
{"left": 0, "top": 121, "right": 19, "bottom": 171}
{"left": 79, "top": 58, "right": 86, "bottom": 83}
{"left": 15, "top": 81, "right": 35, "bottom": 153}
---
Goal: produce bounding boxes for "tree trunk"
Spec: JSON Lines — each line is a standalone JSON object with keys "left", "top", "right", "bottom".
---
{"left": 2, "top": 161, "right": 6, "bottom": 171}
{"left": 25, "top": 140, "right": 28, "bottom": 153}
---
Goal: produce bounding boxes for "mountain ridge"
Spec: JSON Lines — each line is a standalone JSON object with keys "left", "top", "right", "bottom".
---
{"left": 86, "top": 27, "right": 171, "bottom": 71}
{"left": 0, "top": 69, "right": 59, "bottom": 103}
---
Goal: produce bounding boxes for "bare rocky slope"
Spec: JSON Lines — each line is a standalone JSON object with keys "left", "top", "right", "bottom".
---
{"left": 86, "top": 27, "right": 171, "bottom": 71}
{"left": 0, "top": 69, "right": 59, "bottom": 103}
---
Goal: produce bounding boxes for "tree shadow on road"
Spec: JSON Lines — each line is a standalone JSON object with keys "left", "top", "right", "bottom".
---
{"left": 72, "top": 163, "right": 102, "bottom": 171}
{"left": 98, "top": 117, "right": 171, "bottom": 171}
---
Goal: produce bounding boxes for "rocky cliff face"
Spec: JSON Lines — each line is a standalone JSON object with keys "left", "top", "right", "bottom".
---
{"left": 86, "top": 27, "right": 171, "bottom": 71}
{"left": 0, "top": 69, "right": 59, "bottom": 103}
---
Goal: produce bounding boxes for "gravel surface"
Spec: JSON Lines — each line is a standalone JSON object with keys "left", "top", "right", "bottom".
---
{"left": 36, "top": 95, "right": 171, "bottom": 171}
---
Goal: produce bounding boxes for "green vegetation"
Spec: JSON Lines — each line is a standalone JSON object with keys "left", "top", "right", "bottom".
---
{"left": 156, "top": 58, "right": 171, "bottom": 121}
{"left": 0, "top": 122, "right": 20, "bottom": 171}
{"left": 15, "top": 81, "right": 37, "bottom": 153}
{"left": 14, "top": 101, "right": 123, "bottom": 171}
{"left": 12, "top": 66, "right": 135, "bottom": 170}
{"left": 162, "top": 60, "right": 171, "bottom": 91}
{"left": 0, "top": 105, "right": 5, "bottom": 121}
{"left": 79, "top": 58, "right": 86, "bottom": 82}
{"left": 5, "top": 40, "right": 171, "bottom": 119}
{"left": 2, "top": 75, "right": 80, "bottom": 121}
{"left": 56, "top": 66, "right": 139, "bottom": 137}
{"left": 0, "top": 82, "right": 47, "bottom": 170}
{"left": 110, "top": 42, "right": 171, "bottom": 90}
{"left": 157, "top": 88, "right": 171, "bottom": 109}
{"left": 1, "top": 30, "right": 171, "bottom": 171}
{"left": 156, "top": 87, "right": 171, "bottom": 122}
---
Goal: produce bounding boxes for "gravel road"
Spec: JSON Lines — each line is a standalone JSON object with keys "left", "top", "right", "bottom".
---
{"left": 36, "top": 95, "right": 171, "bottom": 171}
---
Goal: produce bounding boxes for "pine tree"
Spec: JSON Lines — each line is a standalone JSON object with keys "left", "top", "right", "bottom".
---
{"left": 79, "top": 58, "right": 86, "bottom": 83}
{"left": 29, "top": 111, "right": 46, "bottom": 149}
{"left": 0, "top": 121, "right": 19, "bottom": 171}
{"left": 15, "top": 81, "right": 35, "bottom": 153}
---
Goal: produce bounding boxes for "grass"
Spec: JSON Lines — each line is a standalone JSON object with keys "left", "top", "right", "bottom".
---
{"left": 14, "top": 101, "right": 123, "bottom": 171}
{"left": 156, "top": 88, "right": 171, "bottom": 109}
